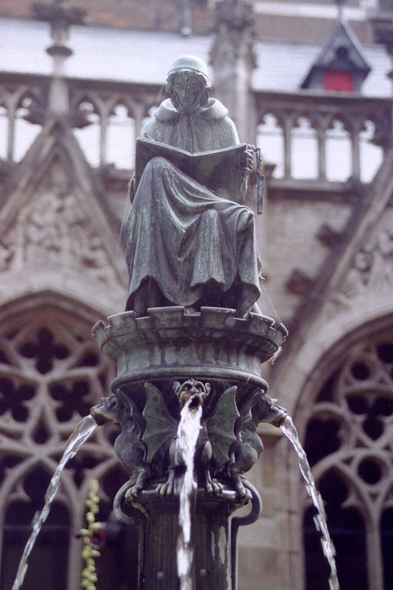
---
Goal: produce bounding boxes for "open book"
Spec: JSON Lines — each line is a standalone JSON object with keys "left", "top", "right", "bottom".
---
{"left": 135, "top": 137, "right": 247, "bottom": 197}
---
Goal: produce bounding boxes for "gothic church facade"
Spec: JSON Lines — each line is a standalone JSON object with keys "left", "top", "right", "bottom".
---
{"left": 0, "top": 1, "right": 393, "bottom": 590}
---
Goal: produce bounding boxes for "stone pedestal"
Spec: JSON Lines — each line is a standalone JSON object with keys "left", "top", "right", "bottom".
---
{"left": 91, "top": 307, "right": 287, "bottom": 590}
{"left": 113, "top": 484, "right": 262, "bottom": 590}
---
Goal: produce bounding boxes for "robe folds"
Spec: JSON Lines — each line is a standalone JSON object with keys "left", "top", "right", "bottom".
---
{"left": 124, "top": 98, "right": 261, "bottom": 316}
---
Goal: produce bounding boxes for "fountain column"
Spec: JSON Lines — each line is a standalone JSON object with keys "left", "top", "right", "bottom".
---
{"left": 91, "top": 306, "right": 288, "bottom": 590}
{"left": 117, "top": 489, "right": 249, "bottom": 590}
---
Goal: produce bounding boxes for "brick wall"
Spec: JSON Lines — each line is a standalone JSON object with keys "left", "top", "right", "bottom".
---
{"left": 0, "top": 0, "right": 376, "bottom": 44}
{"left": 0, "top": 0, "right": 215, "bottom": 34}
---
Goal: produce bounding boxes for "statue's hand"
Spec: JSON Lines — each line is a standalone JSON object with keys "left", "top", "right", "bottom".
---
{"left": 240, "top": 146, "right": 255, "bottom": 179}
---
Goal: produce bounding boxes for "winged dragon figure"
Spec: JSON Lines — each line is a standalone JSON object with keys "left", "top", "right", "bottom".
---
{"left": 142, "top": 379, "right": 240, "bottom": 496}
{"left": 91, "top": 379, "right": 287, "bottom": 500}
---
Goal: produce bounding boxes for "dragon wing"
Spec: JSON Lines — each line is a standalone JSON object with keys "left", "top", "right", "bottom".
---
{"left": 237, "top": 390, "right": 265, "bottom": 435}
{"left": 116, "top": 390, "right": 145, "bottom": 436}
{"left": 206, "top": 386, "right": 240, "bottom": 469}
{"left": 142, "top": 383, "right": 178, "bottom": 464}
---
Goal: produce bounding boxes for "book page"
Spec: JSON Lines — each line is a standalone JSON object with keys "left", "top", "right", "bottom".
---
{"left": 135, "top": 138, "right": 247, "bottom": 197}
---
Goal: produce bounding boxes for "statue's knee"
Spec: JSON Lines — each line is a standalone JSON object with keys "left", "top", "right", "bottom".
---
{"left": 245, "top": 208, "right": 254, "bottom": 222}
{"left": 238, "top": 207, "right": 254, "bottom": 231}
{"left": 145, "top": 156, "right": 168, "bottom": 173}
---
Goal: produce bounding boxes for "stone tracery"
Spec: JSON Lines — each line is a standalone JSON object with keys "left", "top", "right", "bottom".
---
{"left": 303, "top": 331, "right": 393, "bottom": 590}
{"left": 0, "top": 303, "right": 133, "bottom": 589}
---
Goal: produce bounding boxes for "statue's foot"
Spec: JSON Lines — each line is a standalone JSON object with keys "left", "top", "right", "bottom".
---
{"left": 235, "top": 479, "right": 247, "bottom": 498}
{"left": 251, "top": 301, "right": 262, "bottom": 315}
{"left": 156, "top": 480, "right": 175, "bottom": 496}
{"left": 237, "top": 300, "right": 263, "bottom": 319}
{"left": 205, "top": 475, "right": 223, "bottom": 495}
{"left": 125, "top": 485, "right": 141, "bottom": 502}
{"left": 156, "top": 471, "right": 176, "bottom": 496}
{"left": 130, "top": 279, "right": 169, "bottom": 317}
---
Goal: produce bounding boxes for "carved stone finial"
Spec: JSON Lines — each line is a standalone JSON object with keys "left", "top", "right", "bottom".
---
{"left": 211, "top": 0, "right": 255, "bottom": 66}
{"left": 214, "top": 0, "right": 254, "bottom": 31}
{"left": 335, "top": 0, "right": 346, "bottom": 21}
{"left": 210, "top": 0, "right": 256, "bottom": 139}
{"left": 369, "top": 0, "right": 393, "bottom": 85}
{"left": 286, "top": 269, "right": 314, "bottom": 296}
{"left": 33, "top": 1, "right": 85, "bottom": 45}
{"left": 32, "top": 1, "right": 86, "bottom": 117}
{"left": 317, "top": 224, "right": 343, "bottom": 248}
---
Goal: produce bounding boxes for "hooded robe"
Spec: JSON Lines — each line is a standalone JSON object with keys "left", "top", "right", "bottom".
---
{"left": 124, "top": 98, "right": 261, "bottom": 316}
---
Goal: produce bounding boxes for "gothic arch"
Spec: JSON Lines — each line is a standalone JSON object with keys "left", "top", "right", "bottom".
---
{"left": 0, "top": 293, "right": 133, "bottom": 590}
{"left": 294, "top": 308, "right": 393, "bottom": 417}
{"left": 276, "top": 298, "right": 393, "bottom": 416}
{"left": 283, "top": 314, "right": 393, "bottom": 590}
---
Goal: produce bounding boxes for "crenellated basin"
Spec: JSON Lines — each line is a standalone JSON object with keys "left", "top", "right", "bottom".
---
{"left": 92, "top": 306, "right": 287, "bottom": 398}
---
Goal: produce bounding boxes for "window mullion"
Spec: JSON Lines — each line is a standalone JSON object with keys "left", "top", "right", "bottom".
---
{"left": 366, "top": 516, "right": 384, "bottom": 590}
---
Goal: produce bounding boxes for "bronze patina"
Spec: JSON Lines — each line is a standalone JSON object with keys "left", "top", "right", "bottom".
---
{"left": 124, "top": 56, "right": 259, "bottom": 318}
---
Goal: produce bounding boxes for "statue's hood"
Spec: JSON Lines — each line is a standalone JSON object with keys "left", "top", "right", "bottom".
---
{"left": 155, "top": 98, "right": 229, "bottom": 123}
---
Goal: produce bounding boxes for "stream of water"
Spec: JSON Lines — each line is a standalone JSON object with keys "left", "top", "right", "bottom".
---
{"left": 12, "top": 414, "right": 97, "bottom": 590}
{"left": 176, "top": 398, "right": 202, "bottom": 590}
{"left": 281, "top": 415, "right": 340, "bottom": 590}
{"left": 11, "top": 401, "right": 335, "bottom": 590}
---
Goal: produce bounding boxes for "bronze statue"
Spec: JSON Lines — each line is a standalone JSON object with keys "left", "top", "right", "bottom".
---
{"left": 124, "top": 55, "right": 261, "bottom": 317}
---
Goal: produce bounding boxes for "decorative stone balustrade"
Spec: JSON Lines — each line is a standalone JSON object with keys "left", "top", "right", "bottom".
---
{"left": 0, "top": 74, "right": 160, "bottom": 169}
{"left": 255, "top": 90, "right": 393, "bottom": 184}
{"left": 1, "top": 73, "right": 392, "bottom": 186}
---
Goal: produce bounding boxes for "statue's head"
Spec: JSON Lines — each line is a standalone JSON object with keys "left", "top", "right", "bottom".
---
{"left": 166, "top": 55, "right": 211, "bottom": 114}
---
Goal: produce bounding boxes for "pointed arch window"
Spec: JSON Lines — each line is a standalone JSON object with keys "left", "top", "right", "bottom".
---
{"left": 291, "top": 117, "right": 318, "bottom": 179}
{"left": 0, "top": 105, "right": 7, "bottom": 160}
{"left": 1, "top": 475, "right": 70, "bottom": 590}
{"left": 303, "top": 332, "right": 393, "bottom": 590}
{"left": 326, "top": 119, "right": 352, "bottom": 181}
{"left": 73, "top": 101, "right": 101, "bottom": 167}
{"left": 0, "top": 301, "right": 140, "bottom": 590}
{"left": 360, "top": 120, "right": 383, "bottom": 183}
{"left": 107, "top": 104, "right": 136, "bottom": 170}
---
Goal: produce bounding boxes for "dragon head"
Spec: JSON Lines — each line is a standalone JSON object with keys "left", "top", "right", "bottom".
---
{"left": 173, "top": 379, "right": 211, "bottom": 409}
{"left": 90, "top": 392, "right": 132, "bottom": 426}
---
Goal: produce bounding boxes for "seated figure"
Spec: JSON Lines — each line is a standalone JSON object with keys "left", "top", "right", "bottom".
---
{"left": 124, "top": 55, "right": 261, "bottom": 317}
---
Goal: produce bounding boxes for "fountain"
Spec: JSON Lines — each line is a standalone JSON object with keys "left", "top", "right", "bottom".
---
{"left": 8, "top": 19, "right": 341, "bottom": 585}
{"left": 90, "top": 310, "right": 288, "bottom": 590}
{"left": 88, "top": 54, "right": 293, "bottom": 590}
